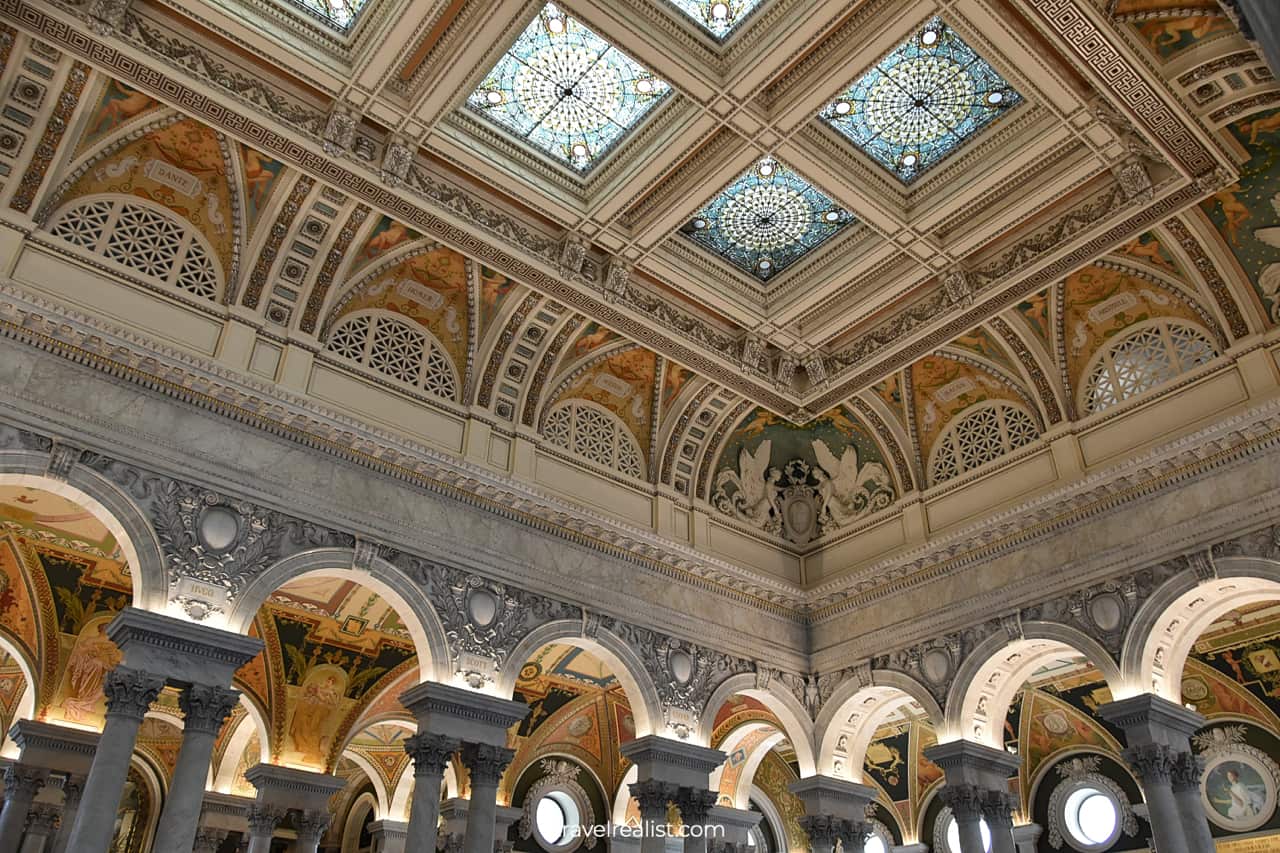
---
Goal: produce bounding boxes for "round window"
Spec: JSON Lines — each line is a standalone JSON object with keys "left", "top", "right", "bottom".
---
{"left": 945, "top": 816, "right": 991, "bottom": 853}
{"left": 1063, "top": 786, "right": 1120, "bottom": 850}
{"left": 534, "top": 792, "right": 579, "bottom": 849}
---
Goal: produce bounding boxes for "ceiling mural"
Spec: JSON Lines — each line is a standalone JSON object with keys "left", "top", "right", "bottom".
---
{"left": 1201, "top": 108, "right": 1280, "bottom": 324}
{"left": 55, "top": 116, "right": 239, "bottom": 289}
{"left": 77, "top": 78, "right": 163, "bottom": 156}
{"left": 252, "top": 576, "right": 417, "bottom": 773}
{"left": 909, "top": 353, "right": 1036, "bottom": 463}
{"left": 712, "top": 407, "right": 896, "bottom": 544}
{"left": 1130, "top": 8, "right": 1234, "bottom": 62}
{"left": 547, "top": 346, "right": 659, "bottom": 461}
{"left": 0, "top": 487, "right": 130, "bottom": 730}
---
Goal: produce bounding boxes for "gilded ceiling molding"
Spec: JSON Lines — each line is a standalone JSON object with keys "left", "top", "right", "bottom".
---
{"left": 300, "top": 203, "right": 370, "bottom": 334}
{"left": 10, "top": 60, "right": 86, "bottom": 214}
{"left": 1177, "top": 50, "right": 1266, "bottom": 88}
{"left": 242, "top": 174, "right": 314, "bottom": 310}
{"left": 658, "top": 381, "right": 717, "bottom": 487}
{"left": 1209, "top": 91, "right": 1280, "bottom": 124}
{"left": 989, "top": 315, "right": 1065, "bottom": 426}
{"left": 933, "top": 346, "right": 1046, "bottom": 431}
{"left": 847, "top": 396, "right": 915, "bottom": 495}
{"left": 696, "top": 398, "right": 752, "bottom": 501}
{"left": 519, "top": 314, "right": 581, "bottom": 427}
{"left": 1052, "top": 280, "right": 1075, "bottom": 415}
{"left": 476, "top": 292, "right": 539, "bottom": 408}
{"left": 1162, "top": 215, "right": 1252, "bottom": 338}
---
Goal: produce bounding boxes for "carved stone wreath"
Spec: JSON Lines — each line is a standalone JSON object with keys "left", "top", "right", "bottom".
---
{"left": 518, "top": 758, "right": 596, "bottom": 851}
{"left": 1045, "top": 755, "right": 1138, "bottom": 850}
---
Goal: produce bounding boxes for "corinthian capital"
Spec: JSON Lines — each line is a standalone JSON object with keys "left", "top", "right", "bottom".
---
{"left": 294, "top": 809, "right": 331, "bottom": 842}
{"left": 2, "top": 764, "right": 46, "bottom": 800}
{"left": 629, "top": 779, "right": 675, "bottom": 819}
{"left": 1122, "top": 743, "right": 1178, "bottom": 783}
{"left": 405, "top": 732, "right": 460, "bottom": 777}
{"left": 179, "top": 683, "right": 241, "bottom": 735}
{"left": 459, "top": 742, "right": 515, "bottom": 787}
{"left": 939, "top": 784, "right": 984, "bottom": 821}
{"left": 673, "top": 787, "right": 717, "bottom": 824}
{"left": 103, "top": 666, "right": 166, "bottom": 721}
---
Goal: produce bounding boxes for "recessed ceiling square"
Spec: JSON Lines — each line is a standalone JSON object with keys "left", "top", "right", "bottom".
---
{"left": 818, "top": 17, "right": 1021, "bottom": 183}
{"left": 680, "top": 158, "right": 854, "bottom": 281}
{"left": 466, "top": 2, "right": 671, "bottom": 172}
{"left": 664, "top": 0, "right": 765, "bottom": 40}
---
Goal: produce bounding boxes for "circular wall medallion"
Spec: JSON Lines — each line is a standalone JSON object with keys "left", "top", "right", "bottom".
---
{"left": 1087, "top": 594, "right": 1124, "bottom": 633}
{"left": 197, "top": 506, "right": 239, "bottom": 551}
{"left": 669, "top": 650, "right": 694, "bottom": 684}
{"left": 921, "top": 649, "right": 951, "bottom": 684}
{"left": 1042, "top": 710, "right": 1072, "bottom": 736}
{"left": 1201, "top": 752, "right": 1276, "bottom": 831}
{"left": 467, "top": 588, "right": 500, "bottom": 627}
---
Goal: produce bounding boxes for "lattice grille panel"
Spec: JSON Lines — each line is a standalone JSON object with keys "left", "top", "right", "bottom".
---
{"left": 929, "top": 402, "right": 1039, "bottom": 485}
{"left": 1082, "top": 321, "right": 1217, "bottom": 414}
{"left": 543, "top": 400, "right": 644, "bottom": 479}
{"left": 49, "top": 198, "right": 220, "bottom": 301}
{"left": 326, "top": 311, "right": 458, "bottom": 401}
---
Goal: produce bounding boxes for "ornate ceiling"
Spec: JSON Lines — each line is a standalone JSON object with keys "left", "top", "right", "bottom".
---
{"left": 0, "top": 0, "right": 1277, "bottom": 590}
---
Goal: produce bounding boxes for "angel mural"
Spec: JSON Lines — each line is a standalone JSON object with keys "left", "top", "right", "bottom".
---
{"left": 811, "top": 439, "right": 894, "bottom": 528}
{"left": 713, "top": 440, "right": 782, "bottom": 534}
{"left": 1254, "top": 192, "right": 1280, "bottom": 321}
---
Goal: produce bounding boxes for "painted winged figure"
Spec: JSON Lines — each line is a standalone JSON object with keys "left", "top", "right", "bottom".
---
{"left": 811, "top": 438, "right": 893, "bottom": 528}
{"left": 1255, "top": 193, "right": 1280, "bottom": 320}
{"left": 713, "top": 440, "right": 781, "bottom": 530}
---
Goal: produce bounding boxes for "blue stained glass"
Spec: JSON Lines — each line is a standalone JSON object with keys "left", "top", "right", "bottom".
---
{"left": 664, "top": 0, "right": 765, "bottom": 40}
{"left": 819, "top": 18, "right": 1021, "bottom": 183}
{"left": 467, "top": 3, "right": 671, "bottom": 172}
{"left": 680, "top": 158, "right": 853, "bottom": 281}
{"left": 284, "top": 0, "right": 368, "bottom": 31}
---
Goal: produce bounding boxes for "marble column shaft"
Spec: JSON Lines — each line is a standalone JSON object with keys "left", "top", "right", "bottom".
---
{"left": 64, "top": 666, "right": 166, "bottom": 853}
{"left": 152, "top": 683, "right": 240, "bottom": 853}
{"left": 460, "top": 742, "right": 515, "bottom": 853}
{"left": 980, "top": 790, "right": 1017, "bottom": 853}
{"left": 48, "top": 775, "right": 84, "bottom": 853}
{"left": 192, "top": 827, "right": 228, "bottom": 853}
{"left": 1171, "top": 751, "right": 1214, "bottom": 853}
{"left": 631, "top": 779, "right": 676, "bottom": 853}
{"left": 837, "top": 819, "right": 871, "bottom": 853}
{"left": 1123, "top": 744, "right": 1191, "bottom": 853}
{"left": 293, "top": 808, "right": 332, "bottom": 853}
{"left": 243, "top": 804, "right": 285, "bottom": 853}
{"left": 403, "top": 732, "right": 458, "bottom": 853}
{"left": 941, "top": 786, "right": 987, "bottom": 853}
{"left": 0, "top": 764, "right": 46, "bottom": 853}
{"left": 675, "top": 787, "right": 718, "bottom": 853}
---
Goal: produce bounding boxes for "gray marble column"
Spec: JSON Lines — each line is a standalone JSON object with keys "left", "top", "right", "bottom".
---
{"left": 674, "top": 787, "right": 718, "bottom": 853}
{"left": 152, "top": 683, "right": 240, "bottom": 853}
{"left": 402, "top": 732, "right": 458, "bottom": 853}
{"left": 940, "top": 786, "right": 987, "bottom": 853}
{"left": 1099, "top": 694, "right": 1207, "bottom": 853}
{"left": 1010, "top": 823, "right": 1040, "bottom": 853}
{"left": 294, "top": 808, "right": 331, "bottom": 853}
{"left": 48, "top": 775, "right": 83, "bottom": 853}
{"left": 64, "top": 666, "right": 165, "bottom": 853}
{"left": 980, "top": 790, "right": 1017, "bottom": 853}
{"left": 243, "top": 804, "right": 285, "bottom": 853}
{"left": 796, "top": 815, "right": 841, "bottom": 853}
{"left": 630, "top": 779, "right": 676, "bottom": 853}
{"left": 0, "top": 764, "right": 46, "bottom": 853}
{"left": 18, "top": 803, "right": 59, "bottom": 853}
{"left": 460, "top": 742, "right": 515, "bottom": 853}
{"left": 837, "top": 819, "right": 871, "bottom": 853}
{"left": 1171, "top": 752, "right": 1214, "bottom": 853}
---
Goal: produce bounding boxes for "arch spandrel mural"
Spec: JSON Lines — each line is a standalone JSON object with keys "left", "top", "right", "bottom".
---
{"left": 712, "top": 407, "right": 896, "bottom": 544}
{"left": 0, "top": 486, "right": 132, "bottom": 729}
{"left": 1125, "top": 2, "right": 1235, "bottom": 62}
{"left": 77, "top": 79, "right": 164, "bottom": 155}
{"left": 57, "top": 118, "right": 238, "bottom": 287}
{"left": 910, "top": 354, "right": 1035, "bottom": 463}
{"left": 1014, "top": 287, "right": 1053, "bottom": 351}
{"left": 327, "top": 247, "right": 471, "bottom": 374}
{"left": 1061, "top": 264, "right": 1218, "bottom": 392}
{"left": 479, "top": 264, "right": 522, "bottom": 336}
{"left": 253, "top": 575, "right": 418, "bottom": 773}
{"left": 1202, "top": 108, "right": 1280, "bottom": 325}
{"left": 548, "top": 346, "right": 659, "bottom": 462}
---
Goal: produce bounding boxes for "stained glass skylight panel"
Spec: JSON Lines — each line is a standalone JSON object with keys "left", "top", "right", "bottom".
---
{"left": 665, "top": 0, "right": 765, "bottom": 39}
{"left": 818, "top": 18, "right": 1021, "bottom": 183}
{"left": 284, "top": 0, "right": 368, "bottom": 31}
{"left": 467, "top": 3, "right": 671, "bottom": 172}
{"left": 679, "top": 158, "right": 853, "bottom": 281}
